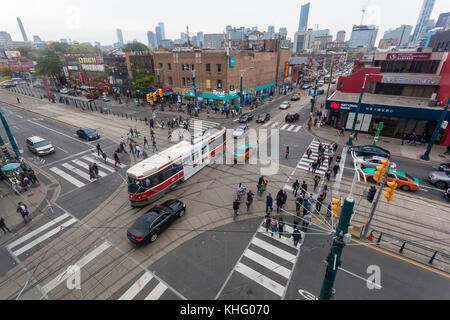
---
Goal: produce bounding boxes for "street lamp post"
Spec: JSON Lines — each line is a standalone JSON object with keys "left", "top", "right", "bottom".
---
{"left": 346, "top": 74, "right": 370, "bottom": 147}
{"left": 326, "top": 52, "right": 335, "bottom": 99}
{"left": 420, "top": 98, "right": 450, "bottom": 161}
{"left": 310, "top": 78, "right": 318, "bottom": 115}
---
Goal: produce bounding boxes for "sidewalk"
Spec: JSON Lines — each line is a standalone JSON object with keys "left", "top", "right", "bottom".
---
{"left": 310, "top": 124, "right": 449, "bottom": 164}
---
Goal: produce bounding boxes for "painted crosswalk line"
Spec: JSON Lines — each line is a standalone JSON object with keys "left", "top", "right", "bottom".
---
{"left": 50, "top": 167, "right": 85, "bottom": 188}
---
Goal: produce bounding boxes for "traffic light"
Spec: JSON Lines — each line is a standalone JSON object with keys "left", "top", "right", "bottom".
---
{"left": 367, "top": 186, "right": 377, "bottom": 203}
{"left": 146, "top": 94, "right": 150, "bottom": 103}
{"left": 183, "top": 89, "right": 186, "bottom": 96}
{"left": 331, "top": 198, "right": 341, "bottom": 218}
{"left": 373, "top": 164, "right": 386, "bottom": 183}
{"left": 298, "top": 91, "right": 302, "bottom": 98}
{"left": 152, "top": 92, "right": 157, "bottom": 101}
{"left": 384, "top": 180, "right": 397, "bottom": 202}
{"left": 159, "top": 88, "right": 163, "bottom": 97}
{"left": 250, "top": 88, "right": 254, "bottom": 95}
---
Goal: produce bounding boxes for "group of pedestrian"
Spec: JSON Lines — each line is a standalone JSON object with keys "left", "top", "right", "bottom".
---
{"left": 88, "top": 163, "right": 100, "bottom": 180}
{"left": 401, "top": 132, "right": 427, "bottom": 146}
{"left": 264, "top": 213, "right": 303, "bottom": 247}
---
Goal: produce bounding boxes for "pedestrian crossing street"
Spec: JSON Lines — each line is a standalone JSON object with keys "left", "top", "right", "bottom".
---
{"left": 262, "top": 120, "right": 302, "bottom": 133}
{"left": 49, "top": 152, "right": 125, "bottom": 189}
{"left": 297, "top": 139, "right": 332, "bottom": 176}
{"left": 7, "top": 213, "right": 175, "bottom": 300}
{"left": 225, "top": 219, "right": 304, "bottom": 298}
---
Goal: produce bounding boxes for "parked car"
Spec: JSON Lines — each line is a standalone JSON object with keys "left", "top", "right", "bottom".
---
{"left": 256, "top": 113, "right": 271, "bottom": 123}
{"left": 356, "top": 155, "right": 396, "bottom": 169}
{"left": 349, "top": 145, "right": 391, "bottom": 158}
{"left": 232, "top": 144, "right": 256, "bottom": 162}
{"left": 26, "top": 136, "right": 55, "bottom": 156}
{"left": 291, "top": 94, "right": 300, "bottom": 101}
{"left": 437, "top": 163, "right": 450, "bottom": 173}
{"left": 428, "top": 171, "right": 450, "bottom": 189}
{"left": 127, "top": 200, "right": 186, "bottom": 245}
{"left": 444, "top": 188, "right": 450, "bottom": 201}
{"left": 233, "top": 125, "right": 249, "bottom": 139}
{"left": 285, "top": 113, "right": 300, "bottom": 123}
{"left": 279, "top": 101, "right": 291, "bottom": 110}
{"left": 238, "top": 113, "right": 254, "bottom": 123}
{"left": 301, "top": 84, "right": 311, "bottom": 90}
{"left": 318, "top": 80, "right": 325, "bottom": 86}
{"left": 76, "top": 128, "right": 100, "bottom": 141}
{"left": 362, "top": 168, "right": 420, "bottom": 191}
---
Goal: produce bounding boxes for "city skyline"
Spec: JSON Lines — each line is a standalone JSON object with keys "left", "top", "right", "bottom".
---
{"left": 0, "top": 0, "right": 448, "bottom": 47}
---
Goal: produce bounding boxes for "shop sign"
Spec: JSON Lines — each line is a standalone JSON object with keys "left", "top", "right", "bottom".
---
{"left": 229, "top": 56, "right": 235, "bottom": 68}
{"left": 206, "top": 80, "right": 211, "bottom": 89}
{"left": 78, "top": 57, "right": 97, "bottom": 64}
{"left": 213, "top": 90, "right": 226, "bottom": 96}
{"left": 382, "top": 76, "right": 438, "bottom": 85}
{"left": 68, "top": 66, "right": 78, "bottom": 71}
{"left": 229, "top": 89, "right": 237, "bottom": 95}
{"left": 284, "top": 61, "right": 290, "bottom": 78}
{"left": 81, "top": 64, "right": 105, "bottom": 72}
{"left": 386, "top": 53, "right": 431, "bottom": 61}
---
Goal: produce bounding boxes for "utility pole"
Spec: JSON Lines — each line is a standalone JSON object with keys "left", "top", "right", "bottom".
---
{"left": 0, "top": 108, "right": 23, "bottom": 165}
{"left": 362, "top": 171, "right": 387, "bottom": 238}
{"left": 420, "top": 98, "right": 449, "bottom": 161}
{"left": 346, "top": 74, "right": 368, "bottom": 146}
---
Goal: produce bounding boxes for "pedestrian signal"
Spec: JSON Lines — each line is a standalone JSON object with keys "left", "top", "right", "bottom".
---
{"left": 146, "top": 94, "right": 151, "bottom": 103}
{"left": 384, "top": 180, "right": 397, "bottom": 202}
{"left": 367, "top": 186, "right": 377, "bottom": 203}
{"left": 331, "top": 198, "right": 341, "bottom": 218}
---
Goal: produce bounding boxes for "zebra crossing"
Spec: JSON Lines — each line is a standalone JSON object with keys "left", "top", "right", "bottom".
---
{"left": 262, "top": 121, "right": 302, "bottom": 133}
{"left": 297, "top": 139, "right": 332, "bottom": 175}
{"left": 48, "top": 152, "right": 123, "bottom": 189}
{"left": 190, "top": 120, "right": 220, "bottom": 133}
{"left": 7, "top": 214, "right": 176, "bottom": 300}
{"left": 220, "top": 219, "right": 303, "bottom": 299}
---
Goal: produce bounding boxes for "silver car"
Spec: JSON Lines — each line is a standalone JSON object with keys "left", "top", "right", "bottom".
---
{"left": 279, "top": 101, "right": 291, "bottom": 110}
{"left": 26, "top": 136, "right": 55, "bottom": 156}
{"left": 233, "top": 125, "right": 249, "bottom": 139}
{"left": 428, "top": 171, "right": 450, "bottom": 189}
{"left": 357, "top": 155, "right": 396, "bottom": 169}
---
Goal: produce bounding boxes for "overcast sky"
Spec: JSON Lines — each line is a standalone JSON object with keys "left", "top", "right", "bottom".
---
{"left": 1, "top": 0, "right": 448, "bottom": 46}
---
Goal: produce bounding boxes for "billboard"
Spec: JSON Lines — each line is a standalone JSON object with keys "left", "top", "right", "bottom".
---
{"left": 5, "top": 51, "right": 21, "bottom": 59}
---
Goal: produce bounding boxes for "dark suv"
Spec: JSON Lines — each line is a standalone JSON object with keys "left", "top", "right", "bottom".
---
{"left": 285, "top": 113, "right": 300, "bottom": 123}
{"left": 256, "top": 113, "right": 271, "bottom": 123}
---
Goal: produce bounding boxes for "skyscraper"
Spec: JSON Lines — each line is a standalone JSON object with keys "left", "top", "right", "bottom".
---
{"left": 116, "top": 28, "right": 124, "bottom": 46}
{"left": 349, "top": 25, "right": 378, "bottom": 50}
{"left": 383, "top": 25, "right": 413, "bottom": 47}
{"left": 17, "top": 17, "right": 28, "bottom": 42}
{"left": 336, "top": 30, "right": 346, "bottom": 43}
{"left": 436, "top": 12, "right": 450, "bottom": 28}
{"left": 298, "top": 3, "right": 310, "bottom": 32}
{"left": 147, "top": 31, "right": 156, "bottom": 49}
{"left": 197, "top": 32, "right": 204, "bottom": 46}
{"left": 279, "top": 28, "right": 288, "bottom": 40}
{"left": 411, "top": 0, "right": 436, "bottom": 45}
{"left": 155, "top": 26, "right": 163, "bottom": 47}
{"left": 158, "top": 22, "right": 165, "bottom": 40}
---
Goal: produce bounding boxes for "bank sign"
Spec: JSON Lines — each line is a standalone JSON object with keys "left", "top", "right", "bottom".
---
{"left": 327, "top": 100, "right": 450, "bottom": 122}
{"left": 386, "top": 53, "right": 432, "bottom": 61}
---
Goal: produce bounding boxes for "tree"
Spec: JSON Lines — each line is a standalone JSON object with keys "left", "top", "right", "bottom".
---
{"left": 0, "top": 65, "right": 12, "bottom": 77}
{"left": 69, "top": 43, "right": 102, "bottom": 55}
{"left": 133, "top": 74, "right": 155, "bottom": 91}
{"left": 35, "top": 57, "right": 62, "bottom": 77}
{"left": 123, "top": 41, "right": 149, "bottom": 52}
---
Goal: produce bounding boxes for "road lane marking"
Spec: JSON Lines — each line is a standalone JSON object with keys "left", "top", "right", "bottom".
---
{"left": 12, "top": 218, "right": 78, "bottom": 257}
{"left": 61, "top": 163, "right": 91, "bottom": 181}
{"left": 251, "top": 237, "right": 297, "bottom": 262}
{"left": 119, "top": 272, "right": 153, "bottom": 300}
{"left": 271, "top": 122, "right": 279, "bottom": 129}
{"left": 56, "top": 146, "right": 69, "bottom": 154}
{"left": 244, "top": 249, "right": 291, "bottom": 278}
{"left": 262, "top": 121, "right": 272, "bottom": 128}
{"left": 144, "top": 282, "right": 167, "bottom": 300}
{"left": 235, "top": 262, "right": 285, "bottom": 297}
{"left": 28, "top": 120, "right": 89, "bottom": 146}
{"left": 72, "top": 159, "right": 108, "bottom": 177}
{"left": 49, "top": 167, "right": 85, "bottom": 188}
{"left": 41, "top": 242, "right": 112, "bottom": 295}
{"left": 7, "top": 213, "right": 71, "bottom": 250}
{"left": 81, "top": 156, "right": 116, "bottom": 172}
{"left": 287, "top": 125, "right": 295, "bottom": 132}
{"left": 257, "top": 226, "right": 298, "bottom": 249}
{"left": 294, "top": 126, "right": 302, "bottom": 132}
{"left": 281, "top": 124, "right": 289, "bottom": 130}
{"left": 89, "top": 153, "right": 126, "bottom": 168}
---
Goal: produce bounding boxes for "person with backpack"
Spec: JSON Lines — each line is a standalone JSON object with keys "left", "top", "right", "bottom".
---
{"left": 17, "top": 202, "right": 32, "bottom": 224}
{"left": 292, "top": 228, "right": 302, "bottom": 247}
{"left": 270, "top": 218, "right": 278, "bottom": 237}
{"left": 233, "top": 199, "right": 240, "bottom": 217}
{"left": 292, "top": 179, "right": 300, "bottom": 196}
{"left": 278, "top": 217, "right": 285, "bottom": 239}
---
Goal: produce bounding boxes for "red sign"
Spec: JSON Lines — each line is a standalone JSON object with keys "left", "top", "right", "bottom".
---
{"left": 386, "top": 53, "right": 431, "bottom": 61}
{"left": 284, "top": 61, "right": 290, "bottom": 78}
{"left": 331, "top": 102, "right": 340, "bottom": 110}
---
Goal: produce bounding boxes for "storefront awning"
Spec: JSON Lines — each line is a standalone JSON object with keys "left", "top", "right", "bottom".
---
{"left": 202, "top": 92, "right": 240, "bottom": 101}
{"left": 253, "top": 82, "right": 276, "bottom": 92}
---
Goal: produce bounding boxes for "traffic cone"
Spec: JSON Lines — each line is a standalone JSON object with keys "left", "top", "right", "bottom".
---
{"left": 367, "top": 231, "right": 373, "bottom": 241}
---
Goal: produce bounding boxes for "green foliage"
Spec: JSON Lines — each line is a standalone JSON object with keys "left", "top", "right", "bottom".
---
{"left": 36, "top": 57, "right": 62, "bottom": 76}
{"left": 0, "top": 65, "right": 12, "bottom": 77}
{"left": 69, "top": 43, "right": 102, "bottom": 55}
{"left": 42, "top": 42, "right": 71, "bottom": 57}
{"left": 123, "top": 41, "right": 149, "bottom": 52}
{"left": 133, "top": 74, "right": 155, "bottom": 90}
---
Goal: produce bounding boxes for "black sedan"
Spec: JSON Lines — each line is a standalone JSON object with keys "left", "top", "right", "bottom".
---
{"left": 285, "top": 113, "right": 300, "bottom": 123}
{"left": 127, "top": 200, "right": 186, "bottom": 245}
{"left": 238, "top": 113, "right": 254, "bottom": 123}
{"left": 349, "top": 145, "right": 391, "bottom": 158}
{"left": 76, "top": 128, "right": 100, "bottom": 141}
{"left": 256, "top": 113, "right": 271, "bottom": 123}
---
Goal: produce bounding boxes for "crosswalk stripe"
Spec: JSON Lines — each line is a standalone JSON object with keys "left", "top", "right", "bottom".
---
{"left": 72, "top": 159, "right": 108, "bottom": 177}
{"left": 257, "top": 226, "right": 298, "bottom": 250}
{"left": 42, "top": 242, "right": 111, "bottom": 295}
{"left": 262, "top": 121, "right": 272, "bottom": 128}
{"left": 82, "top": 156, "right": 117, "bottom": 171}
{"left": 244, "top": 249, "right": 291, "bottom": 278}
{"left": 235, "top": 262, "right": 285, "bottom": 297}
{"left": 287, "top": 125, "right": 295, "bottom": 132}
{"left": 294, "top": 126, "right": 302, "bottom": 132}
{"left": 119, "top": 272, "right": 153, "bottom": 300}
{"left": 90, "top": 153, "right": 125, "bottom": 168}
{"left": 297, "top": 165, "right": 326, "bottom": 175}
{"left": 251, "top": 237, "right": 296, "bottom": 262}
{"left": 49, "top": 167, "right": 85, "bottom": 188}
{"left": 62, "top": 163, "right": 91, "bottom": 181}
{"left": 144, "top": 282, "right": 167, "bottom": 300}
{"left": 7, "top": 213, "right": 71, "bottom": 250}
{"left": 271, "top": 122, "right": 279, "bottom": 129}
{"left": 12, "top": 218, "right": 78, "bottom": 256}
{"left": 280, "top": 124, "right": 289, "bottom": 130}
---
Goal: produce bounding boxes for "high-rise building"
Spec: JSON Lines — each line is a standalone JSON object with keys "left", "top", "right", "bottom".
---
{"left": 227, "top": 27, "right": 245, "bottom": 41}
{"left": 293, "top": 29, "right": 312, "bottom": 52}
{"left": 298, "top": 3, "right": 310, "bottom": 32}
{"left": 155, "top": 26, "right": 163, "bottom": 47}
{"left": 33, "top": 35, "right": 42, "bottom": 43}
{"left": 252, "top": 26, "right": 258, "bottom": 32}
{"left": 411, "top": 0, "right": 436, "bottom": 45}
{"left": 158, "top": 22, "right": 165, "bottom": 40}
{"left": 17, "top": 17, "right": 28, "bottom": 42}
{"left": 0, "top": 31, "right": 13, "bottom": 48}
{"left": 197, "top": 32, "right": 204, "bottom": 46}
{"left": 436, "top": 12, "right": 450, "bottom": 28}
{"left": 383, "top": 25, "right": 413, "bottom": 47}
{"left": 268, "top": 26, "right": 275, "bottom": 34}
{"left": 226, "top": 25, "right": 232, "bottom": 33}
{"left": 419, "top": 19, "right": 437, "bottom": 46}
{"left": 311, "top": 29, "right": 330, "bottom": 42}
{"left": 116, "top": 28, "right": 124, "bottom": 46}
{"left": 336, "top": 30, "right": 346, "bottom": 43}
{"left": 180, "top": 32, "right": 188, "bottom": 43}
{"left": 204, "top": 33, "right": 224, "bottom": 49}
{"left": 279, "top": 28, "right": 288, "bottom": 40}
{"left": 348, "top": 25, "right": 378, "bottom": 50}
{"left": 147, "top": 31, "right": 156, "bottom": 49}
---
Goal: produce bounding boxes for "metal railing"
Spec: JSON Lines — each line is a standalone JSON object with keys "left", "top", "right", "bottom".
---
{"left": 368, "top": 229, "right": 450, "bottom": 270}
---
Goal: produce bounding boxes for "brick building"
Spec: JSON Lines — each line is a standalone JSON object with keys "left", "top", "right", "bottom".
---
{"left": 153, "top": 46, "right": 290, "bottom": 108}
{"left": 125, "top": 51, "right": 154, "bottom": 79}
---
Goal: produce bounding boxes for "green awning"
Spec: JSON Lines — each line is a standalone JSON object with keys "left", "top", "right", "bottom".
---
{"left": 202, "top": 92, "right": 240, "bottom": 101}
{"left": 253, "top": 82, "right": 276, "bottom": 92}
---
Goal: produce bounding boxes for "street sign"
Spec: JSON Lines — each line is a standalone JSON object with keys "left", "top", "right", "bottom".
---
{"left": 309, "top": 93, "right": 318, "bottom": 97}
